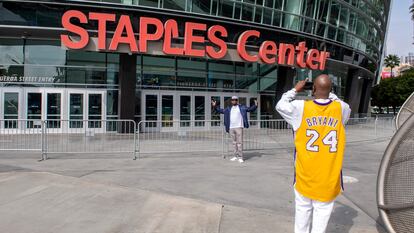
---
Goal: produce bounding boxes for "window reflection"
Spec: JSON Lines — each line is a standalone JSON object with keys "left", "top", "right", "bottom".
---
{"left": 142, "top": 55, "right": 175, "bottom": 87}
{"left": 0, "top": 39, "right": 24, "bottom": 77}
{"left": 177, "top": 57, "right": 206, "bottom": 88}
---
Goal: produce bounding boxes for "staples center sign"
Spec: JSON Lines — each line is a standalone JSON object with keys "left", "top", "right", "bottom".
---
{"left": 61, "top": 10, "right": 330, "bottom": 70}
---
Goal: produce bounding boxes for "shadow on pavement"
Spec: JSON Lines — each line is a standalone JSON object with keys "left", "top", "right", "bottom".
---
{"left": 243, "top": 152, "right": 265, "bottom": 160}
{"left": 327, "top": 201, "right": 357, "bottom": 233}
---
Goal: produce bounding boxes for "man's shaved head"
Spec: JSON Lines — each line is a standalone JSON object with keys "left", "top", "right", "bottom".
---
{"left": 313, "top": 74, "right": 332, "bottom": 99}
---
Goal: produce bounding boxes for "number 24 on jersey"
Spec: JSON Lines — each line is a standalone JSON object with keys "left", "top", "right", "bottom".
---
{"left": 306, "top": 129, "right": 338, "bottom": 153}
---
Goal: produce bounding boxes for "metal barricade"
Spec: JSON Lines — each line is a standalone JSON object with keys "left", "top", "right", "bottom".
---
{"left": 136, "top": 118, "right": 397, "bottom": 158}
{"left": 0, "top": 117, "right": 397, "bottom": 160}
{"left": 346, "top": 117, "right": 395, "bottom": 142}
{"left": 346, "top": 117, "right": 377, "bottom": 143}
{"left": 0, "top": 119, "right": 44, "bottom": 159}
{"left": 43, "top": 119, "right": 136, "bottom": 160}
{"left": 136, "top": 119, "right": 292, "bottom": 158}
{"left": 136, "top": 120, "right": 224, "bottom": 158}
{"left": 374, "top": 116, "right": 396, "bottom": 138}
{"left": 224, "top": 119, "right": 293, "bottom": 154}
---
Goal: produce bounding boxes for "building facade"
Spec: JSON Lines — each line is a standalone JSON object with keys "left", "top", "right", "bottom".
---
{"left": 404, "top": 52, "right": 414, "bottom": 66}
{"left": 0, "top": 0, "right": 391, "bottom": 131}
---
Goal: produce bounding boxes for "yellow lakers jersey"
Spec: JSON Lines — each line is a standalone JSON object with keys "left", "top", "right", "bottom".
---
{"left": 294, "top": 100, "right": 346, "bottom": 202}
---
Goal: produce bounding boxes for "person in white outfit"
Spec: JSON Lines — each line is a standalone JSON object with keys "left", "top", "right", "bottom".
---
{"left": 276, "top": 75, "right": 351, "bottom": 233}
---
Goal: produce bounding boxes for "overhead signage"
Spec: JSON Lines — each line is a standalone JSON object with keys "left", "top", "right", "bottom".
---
{"left": 0, "top": 75, "right": 55, "bottom": 83}
{"left": 61, "top": 10, "right": 330, "bottom": 70}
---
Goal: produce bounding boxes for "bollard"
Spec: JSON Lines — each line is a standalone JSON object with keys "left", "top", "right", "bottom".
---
{"left": 222, "top": 126, "right": 225, "bottom": 159}
{"left": 134, "top": 121, "right": 141, "bottom": 160}
{"left": 133, "top": 122, "right": 138, "bottom": 160}
{"left": 40, "top": 120, "right": 47, "bottom": 161}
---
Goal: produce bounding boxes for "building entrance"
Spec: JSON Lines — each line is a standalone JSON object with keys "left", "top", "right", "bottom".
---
{"left": 0, "top": 87, "right": 106, "bottom": 132}
{"left": 141, "top": 90, "right": 259, "bottom": 131}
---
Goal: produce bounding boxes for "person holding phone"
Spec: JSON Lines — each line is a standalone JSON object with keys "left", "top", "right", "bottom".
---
{"left": 276, "top": 75, "right": 351, "bottom": 233}
{"left": 212, "top": 96, "right": 258, "bottom": 163}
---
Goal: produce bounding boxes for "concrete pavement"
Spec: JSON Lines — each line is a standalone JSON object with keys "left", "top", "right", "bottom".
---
{"left": 0, "top": 138, "right": 390, "bottom": 232}
{"left": 0, "top": 172, "right": 222, "bottom": 233}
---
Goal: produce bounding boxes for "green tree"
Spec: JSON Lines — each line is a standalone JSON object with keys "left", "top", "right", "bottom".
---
{"left": 371, "top": 73, "right": 414, "bottom": 114}
{"left": 384, "top": 54, "right": 400, "bottom": 78}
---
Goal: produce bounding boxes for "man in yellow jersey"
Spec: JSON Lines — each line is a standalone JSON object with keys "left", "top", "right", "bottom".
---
{"left": 276, "top": 74, "right": 351, "bottom": 233}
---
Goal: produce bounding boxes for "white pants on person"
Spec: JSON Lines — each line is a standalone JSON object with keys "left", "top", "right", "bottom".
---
{"left": 229, "top": 127, "right": 243, "bottom": 159}
{"left": 294, "top": 189, "right": 335, "bottom": 233}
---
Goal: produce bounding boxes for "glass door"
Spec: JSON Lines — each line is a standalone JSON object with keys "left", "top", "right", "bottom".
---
{"left": 68, "top": 90, "right": 106, "bottom": 131}
{"left": 224, "top": 96, "right": 232, "bottom": 108}
{"left": 46, "top": 92, "right": 62, "bottom": 128}
{"left": 142, "top": 91, "right": 178, "bottom": 131}
{"left": 194, "top": 96, "right": 205, "bottom": 127}
{"left": 180, "top": 95, "right": 191, "bottom": 127}
{"left": 144, "top": 94, "right": 158, "bottom": 128}
{"left": 239, "top": 97, "right": 247, "bottom": 105}
{"left": 27, "top": 92, "right": 42, "bottom": 128}
{"left": 210, "top": 96, "right": 221, "bottom": 127}
{"left": 3, "top": 92, "right": 19, "bottom": 129}
{"left": 87, "top": 93, "right": 103, "bottom": 128}
{"left": 161, "top": 95, "right": 174, "bottom": 127}
{"left": 249, "top": 97, "right": 258, "bottom": 121}
{"left": 140, "top": 91, "right": 259, "bottom": 131}
{"left": 69, "top": 93, "right": 84, "bottom": 129}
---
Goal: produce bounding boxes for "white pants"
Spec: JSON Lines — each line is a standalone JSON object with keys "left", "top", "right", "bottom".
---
{"left": 294, "top": 189, "right": 335, "bottom": 233}
{"left": 229, "top": 128, "right": 243, "bottom": 159}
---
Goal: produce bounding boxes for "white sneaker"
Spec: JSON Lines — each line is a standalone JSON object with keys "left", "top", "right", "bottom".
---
{"left": 238, "top": 158, "right": 244, "bottom": 163}
{"left": 230, "top": 157, "right": 238, "bottom": 161}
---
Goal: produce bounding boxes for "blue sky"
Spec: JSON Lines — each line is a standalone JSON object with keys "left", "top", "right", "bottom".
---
{"left": 386, "top": 0, "right": 413, "bottom": 57}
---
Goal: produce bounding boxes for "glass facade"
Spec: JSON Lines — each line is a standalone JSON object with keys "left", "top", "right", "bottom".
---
{"left": 62, "top": 0, "right": 387, "bottom": 61}
{"left": 0, "top": 39, "right": 119, "bottom": 87}
{"left": 139, "top": 54, "right": 276, "bottom": 93}
{"left": 0, "top": 38, "right": 120, "bottom": 118}
{"left": 0, "top": 0, "right": 387, "bottom": 73}
{"left": 0, "top": 0, "right": 391, "bottom": 123}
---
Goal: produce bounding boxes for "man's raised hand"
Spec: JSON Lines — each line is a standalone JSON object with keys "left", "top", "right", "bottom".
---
{"left": 294, "top": 78, "right": 309, "bottom": 93}
{"left": 212, "top": 100, "right": 217, "bottom": 107}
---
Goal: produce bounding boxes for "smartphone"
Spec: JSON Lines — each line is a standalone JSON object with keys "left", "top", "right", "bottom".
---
{"left": 304, "top": 81, "right": 313, "bottom": 90}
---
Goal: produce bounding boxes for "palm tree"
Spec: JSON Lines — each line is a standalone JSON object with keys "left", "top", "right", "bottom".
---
{"left": 410, "top": 3, "right": 414, "bottom": 20}
{"left": 384, "top": 54, "right": 400, "bottom": 78}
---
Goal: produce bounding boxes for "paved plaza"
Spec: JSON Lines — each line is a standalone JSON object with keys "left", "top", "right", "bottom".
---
{"left": 0, "top": 129, "right": 392, "bottom": 233}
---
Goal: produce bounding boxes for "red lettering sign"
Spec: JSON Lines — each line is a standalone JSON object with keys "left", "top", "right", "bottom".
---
{"left": 61, "top": 10, "right": 89, "bottom": 49}
{"left": 60, "top": 10, "right": 330, "bottom": 70}
{"left": 296, "top": 42, "right": 308, "bottom": 68}
{"left": 237, "top": 30, "right": 260, "bottom": 62}
{"left": 184, "top": 22, "right": 207, "bottom": 57}
{"left": 89, "top": 12, "right": 115, "bottom": 50}
{"left": 206, "top": 25, "right": 227, "bottom": 59}
{"left": 163, "top": 19, "right": 184, "bottom": 55}
{"left": 109, "top": 15, "right": 138, "bottom": 52}
{"left": 139, "top": 17, "right": 163, "bottom": 53}
{"left": 259, "top": 41, "right": 277, "bottom": 64}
